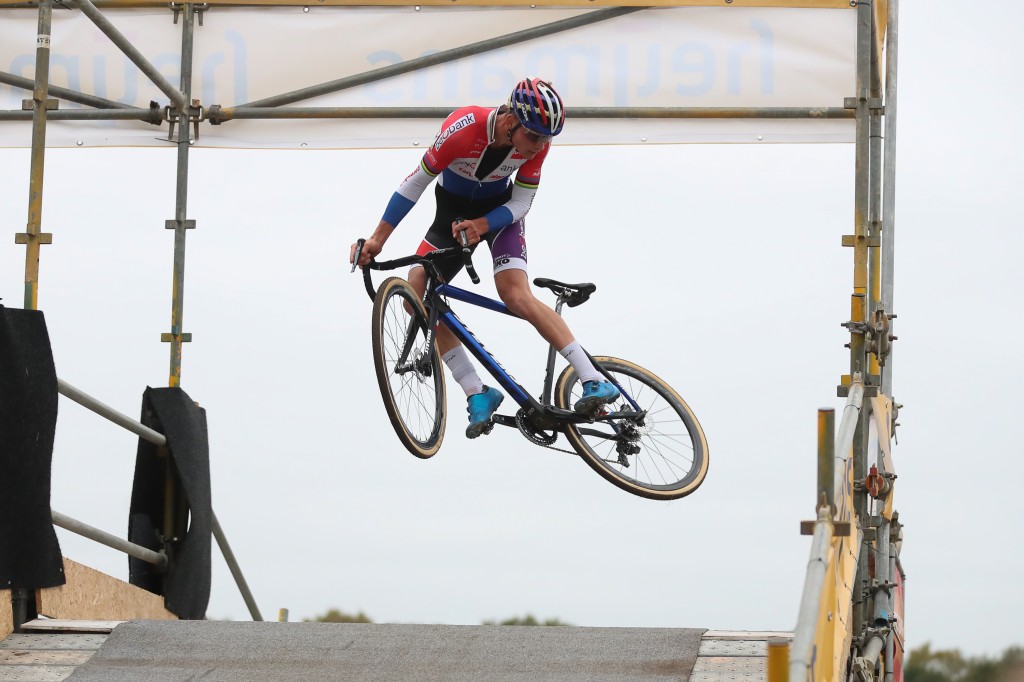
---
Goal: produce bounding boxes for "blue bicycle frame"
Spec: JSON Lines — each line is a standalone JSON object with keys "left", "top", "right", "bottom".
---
{"left": 357, "top": 239, "right": 642, "bottom": 429}
{"left": 433, "top": 283, "right": 642, "bottom": 424}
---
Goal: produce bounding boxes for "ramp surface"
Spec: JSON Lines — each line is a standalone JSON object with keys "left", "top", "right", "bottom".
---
{"left": 67, "top": 620, "right": 706, "bottom": 681}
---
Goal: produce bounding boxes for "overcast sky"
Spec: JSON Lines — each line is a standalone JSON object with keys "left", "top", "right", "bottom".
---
{"left": 1, "top": 0, "right": 1021, "bottom": 660}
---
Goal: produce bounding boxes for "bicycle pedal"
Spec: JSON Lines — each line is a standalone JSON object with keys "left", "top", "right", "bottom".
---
{"left": 466, "top": 419, "right": 496, "bottom": 439}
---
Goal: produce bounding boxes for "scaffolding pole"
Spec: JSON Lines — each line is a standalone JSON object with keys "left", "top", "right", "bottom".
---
{"left": 240, "top": 7, "right": 642, "bottom": 108}
{"left": 881, "top": 0, "right": 900, "bottom": 397}
{"left": 165, "top": 4, "right": 195, "bottom": 388}
{"left": 205, "top": 105, "right": 855, "bottom": 123}
{"left": 18, "top": 0, "right": 53, "bottom": 311}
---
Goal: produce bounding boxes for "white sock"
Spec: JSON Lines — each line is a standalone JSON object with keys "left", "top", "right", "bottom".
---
{"left": 558, "top": 340, "right": 602, "bottom": 384}
{"left": 442, "top": 346, "right": 485, "bottom": 397}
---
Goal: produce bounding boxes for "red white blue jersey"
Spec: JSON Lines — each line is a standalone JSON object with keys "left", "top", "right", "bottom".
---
{"left": 381, "top": 106, "right": 549, "bottom": 231}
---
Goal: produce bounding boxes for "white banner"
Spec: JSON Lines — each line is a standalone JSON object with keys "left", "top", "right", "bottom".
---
{"left": 0, "top": 6, "right": 855, "bottom": 148}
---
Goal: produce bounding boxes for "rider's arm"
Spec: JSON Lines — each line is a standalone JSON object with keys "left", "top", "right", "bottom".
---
{"left": 353, "top": 220, "right": 396, "bottom": 266}
{"left": 381, "top": 108, "right": 480, "bottom": 229}
{"left": 381, "top": 159, "right": 438, "bottom": 228}
{"left": 480, "top": 145, "right": 548, "bottom": 231}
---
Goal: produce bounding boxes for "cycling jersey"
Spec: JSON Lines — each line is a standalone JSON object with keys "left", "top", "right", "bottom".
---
{"left": 381, "top": 106, "right": 549, "bottom": 232}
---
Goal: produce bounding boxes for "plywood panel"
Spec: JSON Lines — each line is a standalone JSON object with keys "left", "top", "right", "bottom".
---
{"left": 35, "top": 559, "right": 175, "bottom": 622}
{"left": 0, "top": 591, "right": 11, "bottom": 640}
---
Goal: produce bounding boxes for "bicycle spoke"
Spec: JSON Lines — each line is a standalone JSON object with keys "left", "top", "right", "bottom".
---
{"left": 557, "top": 357, "right": 708, "bottom": 499}
{"left": 372, "top": 278, "right": 446, "bottom": 458}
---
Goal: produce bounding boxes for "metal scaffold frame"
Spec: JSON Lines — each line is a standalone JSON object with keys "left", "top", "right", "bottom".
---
{"left": 2, "top": 1, "right": 902, "bottom": 677}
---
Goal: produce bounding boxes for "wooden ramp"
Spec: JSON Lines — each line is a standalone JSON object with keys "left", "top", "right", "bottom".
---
{"left": 0, "top": 619, "right": 118, "bottom": 682}
{"left": 1, "top": 620, "right": 791, "bottom": 681}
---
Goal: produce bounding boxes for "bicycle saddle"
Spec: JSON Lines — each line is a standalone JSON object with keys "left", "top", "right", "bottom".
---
{"left": 533, "top": 278, "right": 597, "bottom": 307}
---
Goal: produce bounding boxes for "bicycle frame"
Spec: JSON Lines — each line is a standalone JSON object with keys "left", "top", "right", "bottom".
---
{"left": 360, "top": 242, "right": 642, "bottom": 431}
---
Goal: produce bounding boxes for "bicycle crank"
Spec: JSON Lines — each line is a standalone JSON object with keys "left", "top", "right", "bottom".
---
{"left": 515, "top": 409, "right": 559, "bottom": 446}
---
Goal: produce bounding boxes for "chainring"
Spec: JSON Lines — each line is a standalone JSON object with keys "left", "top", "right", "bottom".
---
{"left": 515, "top": 409, "right": 559, "bottom": 446}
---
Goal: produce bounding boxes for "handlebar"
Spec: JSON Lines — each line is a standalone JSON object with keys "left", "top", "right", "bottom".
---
{"left": 352, "top": 235, "right": 479, "bottom": 301}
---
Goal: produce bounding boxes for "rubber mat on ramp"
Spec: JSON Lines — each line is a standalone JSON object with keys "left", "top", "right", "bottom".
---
{"left": 68, "top": 620, "right": 706, "bottom": 681}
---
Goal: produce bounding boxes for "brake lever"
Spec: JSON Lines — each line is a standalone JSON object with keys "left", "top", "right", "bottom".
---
{"left": 352, "top": 238, "right": 378, "bottom": 300}
{"left": 351, "top": 238, "right": 365, "bottom": 273}
{"left": 455, "top": 220, "right": 480, "bottom": 285}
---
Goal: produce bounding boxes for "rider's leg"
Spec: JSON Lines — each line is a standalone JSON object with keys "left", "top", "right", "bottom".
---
{"left": 408, "top": 265, "right": 483, "bottom": 396}
{"left": 489, "top": 223, "right": 619, "bottom": 413}
{"left": 409, "top": 264, "right": 500, "bottom": 436}
{"left": 494, "top": 268, "right": 602, "bottom": 383}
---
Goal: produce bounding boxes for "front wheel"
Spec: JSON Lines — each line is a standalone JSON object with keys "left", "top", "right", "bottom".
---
{"left": 555, "top": 356, "right": 708, "bottom": 500}
{"left": 371, "top": 277, "right": 446, "bottom": 458}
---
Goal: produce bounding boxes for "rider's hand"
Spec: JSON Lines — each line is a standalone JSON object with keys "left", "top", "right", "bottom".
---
{"left": 452, "top": 217, "right": 487, "bottom": 246}
{"left": 350, "top": 236, "right": 383, "bottom": 268}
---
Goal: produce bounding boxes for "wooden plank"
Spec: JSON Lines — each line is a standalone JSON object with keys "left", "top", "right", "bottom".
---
{"left": 0, "top": 0, "right": 858, "bottom": 7}
{"left": 0, "top": 591, "right": 11, "bottom": 641}
{"left": 703, "top": 630, "right": 793, "bottom": 640}
{"left": 699, "top": 638, "right": 774, "bottom": 657}
{"left": 694, "top": 655, "right": 767, "bottom": 674}
{"left": 691, "top": 671, "right": 764, "bottom": 682}
{"left": 0, "top": 649, "right": 94, "bottom": 665}
{"left": 0, "top": 634, "right": 107, "bottom": 651}
{"left": 36, "top": 559, "right": 175, "bottom": 622}
{"left": 20, "top": 619, "right": 122, "bottom": 634}
{"left": 0, "top": 666, "right": 76, "bottom": 681}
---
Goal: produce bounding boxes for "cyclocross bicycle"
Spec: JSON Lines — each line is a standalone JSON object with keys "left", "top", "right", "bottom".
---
{"left": 353, "top": 236, "right": 709, "bottom": 501}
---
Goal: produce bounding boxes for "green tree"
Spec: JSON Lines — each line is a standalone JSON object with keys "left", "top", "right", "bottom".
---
{"left": 905, "top": 644, "right": 1024, "bottom": 682}
{"left": 481, "top": 614, "right": 571, "bottom": 626}
{"left": 306, "top": 608, "right": 373, "bottom": 623}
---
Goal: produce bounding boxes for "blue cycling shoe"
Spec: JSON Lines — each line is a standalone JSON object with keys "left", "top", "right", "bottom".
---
{"left": 574, "top": 380, "right": 620, "bottom": 414}
{"left": 466, "top": 386, "right": 504, "bottom": 438}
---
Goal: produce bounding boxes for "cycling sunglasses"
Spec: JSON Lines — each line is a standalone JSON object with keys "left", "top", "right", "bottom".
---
{"left": 511, "top": 123, "right": 552, "bottom": 145}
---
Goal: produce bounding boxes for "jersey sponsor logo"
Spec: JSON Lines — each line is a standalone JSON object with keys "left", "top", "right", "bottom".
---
{"left": 434, "top": 113, "right": 476, "bottom": 151}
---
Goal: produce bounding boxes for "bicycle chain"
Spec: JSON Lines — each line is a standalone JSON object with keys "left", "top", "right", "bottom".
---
{"left": 510, "top": 410, "right": 580, "bottom": 456}
{"left": 514, "top": 409, "right": 560, "bottom": 446}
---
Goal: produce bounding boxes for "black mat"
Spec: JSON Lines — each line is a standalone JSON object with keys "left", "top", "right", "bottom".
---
{"left": 0, "top": 305, "right": 64, "bottom": 589}
{"left": 128, "top": 387, "right": 211, "bottom": 620}
{"left": 68, "top": 621, "right": 707, "bottom": 681}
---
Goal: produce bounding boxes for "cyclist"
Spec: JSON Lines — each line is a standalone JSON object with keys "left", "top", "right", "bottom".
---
{"left": 351, "top": 77, "right": 619, "bottom": 438}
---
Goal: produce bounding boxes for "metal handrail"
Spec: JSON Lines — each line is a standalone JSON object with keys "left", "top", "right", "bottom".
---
{"left": 57, "top": 378, "right": 165, "bottom": 446}
{"left": 789, "top": 376, "right": 865, "bottom": 680}
{"left": 51, "top": 509, "right": 167, "bottom": 568}
{"left": 54, "top": 376, "right": 263, "bottom": 621}
{"left": 788, "top": 505, "right": 835, "bottom": 678}
{"left": 833, "top": 379, "right": 865, "bottom": 500}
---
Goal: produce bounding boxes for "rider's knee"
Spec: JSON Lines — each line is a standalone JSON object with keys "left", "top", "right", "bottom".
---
{"left": 497, "top": 285, "right": 536, "bottom": 318}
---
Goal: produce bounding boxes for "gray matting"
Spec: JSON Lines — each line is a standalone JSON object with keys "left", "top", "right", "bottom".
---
{"left": 68, "top": 620, "right": 706, "bottom": 681}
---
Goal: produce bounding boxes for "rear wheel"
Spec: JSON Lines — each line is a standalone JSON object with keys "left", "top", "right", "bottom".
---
{"left": 371, "top": 277, "right": 446, "bottom": 458}
{"left": 555, "top": 356, "right": 708, "bottom": 500}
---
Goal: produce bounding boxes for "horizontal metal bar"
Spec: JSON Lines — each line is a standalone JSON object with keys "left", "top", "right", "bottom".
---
{"left": 206, "top": 105, "right": 853, "bottom": 123}
{"left": 56, "top": 377, "right": 167, "bottom": 447}
{"left": 51, "top": 509, "right": 167, "bottom": 568}
{"left": 0, "top": 107, "right": 163, "bottom": 123}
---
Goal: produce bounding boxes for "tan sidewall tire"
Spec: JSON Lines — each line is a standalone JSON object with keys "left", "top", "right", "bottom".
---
{"left": 555, "top": 356, "right": 708, "bottom": 500}
{"left": 371, "top": 277, "right": 446, "bottom": 459}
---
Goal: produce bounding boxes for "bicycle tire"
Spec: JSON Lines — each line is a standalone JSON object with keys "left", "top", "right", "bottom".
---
{"left": 371, "top": 277, "right": 446, "bottom": 459}
{"left": 555, "top": 356, "right": 708, "bottom": 500}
